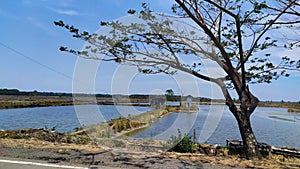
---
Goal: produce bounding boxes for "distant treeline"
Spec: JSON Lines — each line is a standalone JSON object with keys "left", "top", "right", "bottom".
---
{"left": 0, "top": 88, "right": 112, "bottom": 98}
{"left": 0, "top": 88, "right": 72, "bottom": 96}
{"left": 0, "top": 88, "right": 216, "bottom": 102}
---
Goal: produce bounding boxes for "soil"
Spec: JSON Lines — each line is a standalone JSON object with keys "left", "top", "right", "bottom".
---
{"left": 0, "top": 129, "right": 300, "bottom": 169}
{"left": 0, "top": 138, "right": 238, "bottom": 169}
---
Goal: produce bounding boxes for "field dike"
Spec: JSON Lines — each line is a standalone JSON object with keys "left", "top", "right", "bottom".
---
{"left": 1, "top": 105, "right": 300, "bottom": 168}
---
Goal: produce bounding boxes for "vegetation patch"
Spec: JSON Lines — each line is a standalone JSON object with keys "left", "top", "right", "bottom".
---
{"left": 165, "top": 129, "right": 195, "bottom": 153}
{"left": 259, "top": 102, "right": 300, "bottom": 110}
{"left": 288, "top": 108, "right": 300, "bottom": 113}
{"left": 75, "top": 108, "right": 172, "bottom": 139}
{"left": 269, "top": 115, "right": 296, "bottom": 122}
{"left": 108, "top": 117, "right": 146, "bottom": 133}
{"left": 0, "top": 128, "right": 91, "bottom": 144}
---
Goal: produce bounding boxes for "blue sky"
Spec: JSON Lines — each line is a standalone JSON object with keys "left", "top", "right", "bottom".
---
{"left": 0, "top": 0, "right": 299, "bottom": 101}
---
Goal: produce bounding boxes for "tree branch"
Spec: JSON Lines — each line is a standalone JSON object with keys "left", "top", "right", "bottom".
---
{"left": 203, "top": 0, "right": 237, "bottom": 18}
{"left": 176, "top": 0, "right": 247, "bottom": 98}
{"left": 156, "top": 34, "right": 181, "bottom": 65}
{"left": 175, "top": 0, "right": 233, "bottom": 74}
{"left": 215, "top": 78, "right": 239, "bottom": 116}
{"left": 236, "top": 18, "right": 246, "bottom": 90}
{"left": 241, "top": 0, "right": 298, "bottom": 69}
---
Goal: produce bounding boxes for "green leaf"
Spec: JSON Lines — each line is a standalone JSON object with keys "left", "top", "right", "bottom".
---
{"left": 82, "top": 31, "right": 89, "bottom": 36}
{"left": 54, "top": 20, "right": 64, "bottom": 27}
{"left": 59, "top": 46, "right": 67, "bottom": 51}
{"left": 100, "top": 21, "right": 108, "bottom": 26}
{"left": 128, "top": 9, "right": 136, "bottom": 14}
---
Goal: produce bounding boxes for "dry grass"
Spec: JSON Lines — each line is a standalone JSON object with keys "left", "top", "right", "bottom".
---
{"left": 163, "top": 152, "right": 300, "bottom": 169}
{"left": 1, "top": 137, "right": 300, "bottom": 169}
{"left": 0, "top": 138, "right": 102, "bottom": 152}
{"left": 77, "top": 108, "right": 168, "bottom": 139}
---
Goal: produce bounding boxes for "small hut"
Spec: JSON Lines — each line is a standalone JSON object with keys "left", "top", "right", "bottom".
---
{"left": 186, "top": 95, "right": 193, "bottom": 108}
{"left": 150, "top": 95, "right": 166, "bottom": 108}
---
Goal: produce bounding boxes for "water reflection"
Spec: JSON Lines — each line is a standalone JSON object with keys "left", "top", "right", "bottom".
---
{"left": 0, "top": 105, "right": 149, "bottom": 133}
{"left": 0, "top": 105, "right": 299, "bottom": 148}
{"left": 133, "top": 105, "right": 300, "bottom": 148}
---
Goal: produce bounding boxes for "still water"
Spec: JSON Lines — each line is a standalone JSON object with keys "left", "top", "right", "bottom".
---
{"left": 0, "top": 105, "right": 299, "bottom": 148}
{"left": 133, "top": 105, "right": 300, "bottom": 148}
{"left": 0, "top": 105, "right": 149, "bottom": 133}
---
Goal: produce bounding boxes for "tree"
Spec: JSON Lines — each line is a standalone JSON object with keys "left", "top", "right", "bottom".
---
{"left": 55, "top": 0, "right": 300, "bottom": 159}
{"left": 165, "top": 89, "right": 175, "bottom": 101}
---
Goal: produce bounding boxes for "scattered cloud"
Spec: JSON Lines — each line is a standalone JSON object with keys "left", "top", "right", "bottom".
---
{"left": 274, "top": 47, "right": 300, "bottom": 61}
{"left": 57, "top": 0, "right": 74, "bottom": 7}
{"left": 0, "top": 8, "right": 21, "bottom": 21}
{"left": 26, "top": 17, "right": 52, "bottom": 34}
{"left": 50, "top": 8, "right": 80, "bottom": 16}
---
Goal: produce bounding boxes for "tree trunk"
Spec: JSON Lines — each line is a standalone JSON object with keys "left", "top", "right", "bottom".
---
{"left": 215, "top": 79, "right": 261, "bottom": 160}
{"left": 233, "top": 109, "right": 262, "bottom": 160}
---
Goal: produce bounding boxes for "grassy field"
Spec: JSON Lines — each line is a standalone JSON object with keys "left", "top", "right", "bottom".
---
{"left": 258, "top": 101, "right": 300, "bottom": 112}
{"left": 0, "top": 95, "right": 147, "bottom": 109}
{"left": 1, "top": 94, "right": 300, "bottom": 113}
{"left": 0, "top": 95, "right": 91, "bottom": 109}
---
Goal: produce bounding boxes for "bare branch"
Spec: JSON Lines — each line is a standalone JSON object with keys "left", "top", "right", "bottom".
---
{"left": 203, "top": 0, "right": 237, "bottom": 18}
{"left": 242, "top": 0, "right": 299, "bottom": 67}
{"left": 156, "top": 34, "right": 180, "bottom": 65}
{"left": 175, "top": 0, "right": 232, "bottom": 73}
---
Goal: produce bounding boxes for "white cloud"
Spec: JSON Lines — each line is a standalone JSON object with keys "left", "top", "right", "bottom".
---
{"left": 50, "top": 8, "right": 80, "bottom": 16}
{"left": 57, "top": 0, "right": 75, "bottom": 7}
{"left": 0, "top": 9, "right": 21, "bottom": 21}
{"left": 273, "top": 47, "right": 300, "bottom": 61}
{"left": 26, "top": 17, "right": 52, "bottom": 34}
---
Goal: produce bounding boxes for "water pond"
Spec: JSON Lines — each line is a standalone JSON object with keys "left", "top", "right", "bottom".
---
{"left": 0, "top": 105, "right": 299, "bottom": 148}
{"left": 133, "top": 105, "right": 300, "bottom": 148}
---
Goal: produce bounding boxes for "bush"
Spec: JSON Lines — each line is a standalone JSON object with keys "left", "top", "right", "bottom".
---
{"left": 44, "top": 125, "right": 57, "bottom": 131}
{"left": 12, "top": 134, "right": 23, "bottom": 139}
{"left": 166, "top": 129, "right": 195, "bottom": 153}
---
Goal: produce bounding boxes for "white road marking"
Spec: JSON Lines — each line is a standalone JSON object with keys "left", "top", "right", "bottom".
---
{"left": 0, "top": 159, "right": 88, "bottom": 169}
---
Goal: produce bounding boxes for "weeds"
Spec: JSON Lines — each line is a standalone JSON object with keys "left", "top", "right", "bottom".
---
{"left": 164, "top": 129, "right": 195, "bottom": 153}
{"left": 44, "top": 125, "right": 57, "bottom": 131}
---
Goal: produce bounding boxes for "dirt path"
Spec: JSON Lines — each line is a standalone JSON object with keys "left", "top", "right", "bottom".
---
{"left": 0, "top": 137, "right": 299, "bottom": 169}
{"left": 0, "top": 138, "right": 241, "bottom": 169}
{"left": 0, "top": 145, "right": 203, "bottom": 169}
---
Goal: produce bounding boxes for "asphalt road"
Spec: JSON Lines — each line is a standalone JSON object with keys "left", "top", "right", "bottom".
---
{"left": 0, "top": 158, "right": 89, "bottom": 169}
{"left": 0, "top": 157, "right": 246, "bottom": 169}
